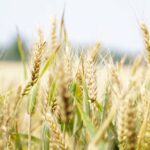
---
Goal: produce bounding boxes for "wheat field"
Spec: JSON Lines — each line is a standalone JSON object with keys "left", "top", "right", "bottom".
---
{"left": 0, "top": 16, "right": 150, "bottom": 150}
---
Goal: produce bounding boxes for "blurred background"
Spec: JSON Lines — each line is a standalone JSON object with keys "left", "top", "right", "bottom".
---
{"left": 0, "top": 0, "right": 150, "bottom": 61}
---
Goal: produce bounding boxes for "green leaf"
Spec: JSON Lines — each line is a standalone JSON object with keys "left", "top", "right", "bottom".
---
{"left": 70, "top": 81, "right": 77, "bottom": 96}
{"left": 82, "top": 75, "right": 90, "bottom": 116}
{"left": 74, "top": 82, "right": 83, "bottom": 101}
{"left": 27, "top": 84, "right": 38, "bottom": 115}
{"left": 17, "top": 30, "right": 27, "bottom": 80}
{"left": 95, "top": 100, "right": 103, "bottom": 112}
{"left": 42, "top": 122, "right": 50, "bottom": 150}
{"left": 76, "top": 101, "right": 96, "bottom": 138}
{"left": 102, "top": 85, "right": 110, "bottom": 121}
{"left": 73, "top": 107, "right": 82, "bottom": 135}
{"left": 47, "top": 79, "right": 57, "bottom": 106}
{"left": 14, "top": 130, "right": 23, "bottom": 150}
{"left": 40, "top": 45, "right": 60, "bottom": 78}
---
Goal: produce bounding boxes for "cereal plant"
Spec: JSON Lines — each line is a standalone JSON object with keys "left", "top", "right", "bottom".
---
{"left": 1, "top": 15, "right": 150, "bottom": 150}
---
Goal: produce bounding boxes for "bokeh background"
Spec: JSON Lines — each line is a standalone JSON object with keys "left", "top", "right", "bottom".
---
{"left": 0, "top": 0, "right": 150, "bottom": 61}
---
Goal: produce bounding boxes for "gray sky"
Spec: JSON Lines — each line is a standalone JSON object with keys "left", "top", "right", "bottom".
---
{"left": 1, "top": 0, "right": 150, "bottom": 52}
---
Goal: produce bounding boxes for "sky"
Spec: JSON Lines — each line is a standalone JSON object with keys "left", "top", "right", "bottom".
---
{"left": 0, "top": 0, "right": 150, "bottom": 53}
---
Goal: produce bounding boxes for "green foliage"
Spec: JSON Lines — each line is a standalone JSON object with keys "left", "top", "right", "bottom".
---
{"left": 42, "top": 122, "right": 50, "bottom": 150}
{"left": 17, "top": 32, "right": 27, "bottom": 80}
{"left": 27, "top": 84, "right": 38, "bottom": 115}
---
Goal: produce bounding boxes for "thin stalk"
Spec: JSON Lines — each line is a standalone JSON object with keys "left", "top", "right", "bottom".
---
{"left": 28, "top": 114, "right": 32, "bottom": 150}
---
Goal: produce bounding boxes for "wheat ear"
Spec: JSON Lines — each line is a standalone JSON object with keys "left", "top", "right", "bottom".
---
{"left": 140, "top": 23, "right": 150, "bottom": 64}
{"left": 22, "top": 29, "right": 46, "bottom": 96}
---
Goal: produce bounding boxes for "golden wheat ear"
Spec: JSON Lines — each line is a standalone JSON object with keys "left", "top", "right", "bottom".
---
{"left": 59, "top": 7, "right": 65, "bottom": 43}
{"left": 117, "top": 97, "right": 137, "bottom": 150}
{"left": 137, "top": 89, "right": 150, "bottom": 150}
{"left": 117, "top": 99, "right": 127, "bottom": 150}
{"left": 85, "top": 42, "right": 101, "bottom": 103}
{"left": 57, "top": 59, "right": 73, "bottom": 123}
{"left": 131, "top": 55, "right": 143, "bottom": 76}
{"left": 45, "top": 112, "right": 68, "bottom": 150}
{"left": 76, "top": 52, "right": 84, "bottom": 81}
{"left": 22, "top": 29, "right": 46, "bottom": 97}
{"left": 84, "top": 42, "right": 101, "bottom": 128}
{"left": 50, "top": 17, "right": 57, "bottom": 51}
{"left": 140, "top": 23, "right": 150, "bottom": 64}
